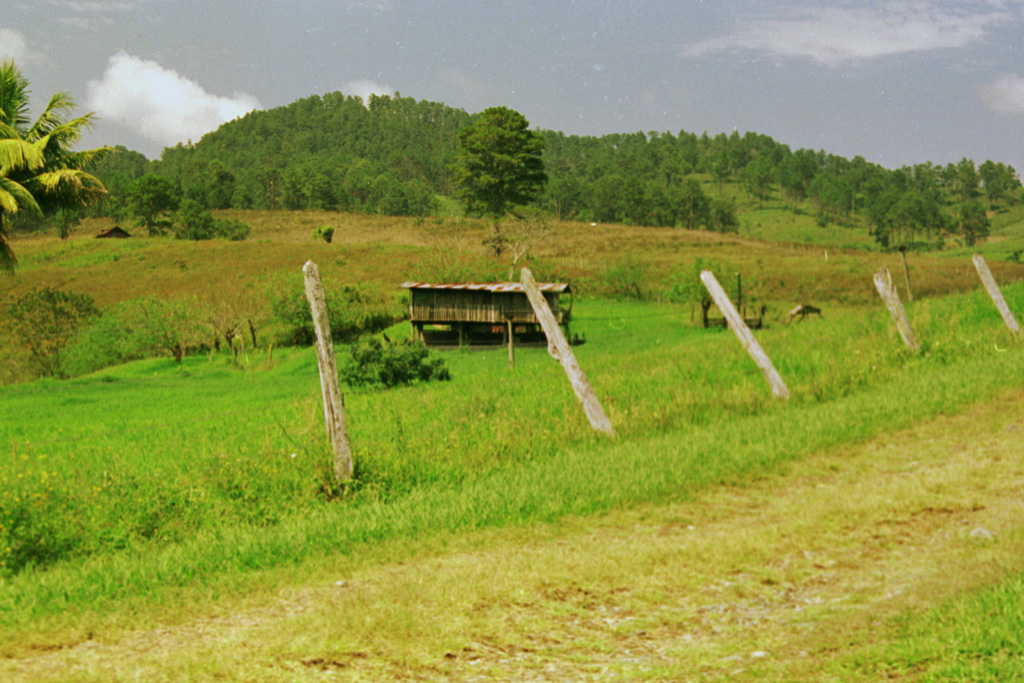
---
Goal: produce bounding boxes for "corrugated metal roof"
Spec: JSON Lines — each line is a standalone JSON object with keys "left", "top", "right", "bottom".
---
{"left": 400, "top": 281, "right": 570, "bottom": 293}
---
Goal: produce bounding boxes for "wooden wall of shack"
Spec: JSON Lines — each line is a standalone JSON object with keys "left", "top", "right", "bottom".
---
{"left": 408, "top": 289, "right": 565, "bottom": 325}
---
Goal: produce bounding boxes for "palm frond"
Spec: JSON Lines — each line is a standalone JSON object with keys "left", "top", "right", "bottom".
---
{"left": 0, "top": 176, "right": 42, "bottom": 215}
{"left": 0, "top": 138, "right": 46, "bottom": 175}
{"left": 0, "top": 60, "right": 109, "bottom": 272}
{"left": 27, "top": 91, "right": 78, "bottom": 141}
{"left": 0, "top": 59, "right": 31, "bottom": 133}
{"left": 38, "top": 115, "right": 98, "bottom": 156}
{"left": 0, "top": 120, "right": 22, "bottom": 139}
{"left": 25, "top": 169, "right": 107, "bottom": 211}
{"left": 44, "top": 146, "right": 113, "bottom": 173}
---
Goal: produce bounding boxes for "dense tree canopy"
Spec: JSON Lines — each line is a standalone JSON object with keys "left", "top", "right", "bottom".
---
{"left": 126, "top": 174, "right": 179, "bottom": 236}
{"left": 453, "top": 106, "right": 547, "bottom": 217}
{"left": 148, "top": 92, "right": 468, "bottom": 216}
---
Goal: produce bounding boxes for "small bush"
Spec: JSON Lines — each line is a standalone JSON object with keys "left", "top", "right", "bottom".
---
{"left": 602, "top": 255, "right": 651, "bottom": 300}
{"left": 215, "top": 217, "right": 252, "bottom": 241}
{"left": 173, "top": 200, "right": 252, "bottom": 241}
{"left": 8, "top": 287, "right": 98, "bottom": 377}
{"left": 313, "top": 225, "right": 335, "bottom": 243}
{"left": 341, "top": 337, "right": 450, "bottom": 388}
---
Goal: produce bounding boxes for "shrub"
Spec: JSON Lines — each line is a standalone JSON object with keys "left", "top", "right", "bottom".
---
{"left": 268, "top": 278, "right": 402, "bottom": 346}
{"left": 8, "top": 287, "right": 98, "bottom": 377}
{"left": 313, "top": 225, "right": 335, "bottom": 243}
{"left": 215, "top": 217, "right": 252, "bottom": 241}
{"left": 602, "top": 255, "right": 651, "bottom": 300}
{"left": 341, "top": 337, "right": 450, "bottom": 388}
{"left": 174, "top": 199, "right": 217, "bottom": 240}
{"left": 174, "top": 200, "right": 252, "bottom": 241}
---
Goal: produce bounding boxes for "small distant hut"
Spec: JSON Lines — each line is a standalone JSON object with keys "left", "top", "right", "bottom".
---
{"left": 96, "top": 226, "right": 131, "bottom": 239}
{"left": 400, "top": 281, "right": 572, "bottom": 347}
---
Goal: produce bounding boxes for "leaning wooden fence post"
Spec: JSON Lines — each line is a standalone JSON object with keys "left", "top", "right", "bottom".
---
{"left": 973, "top": 254, "right": 1021, "bottom": 336}
{"left": 699, "top": 270, "right": 789, "bottom": 399}
{"left": 302, "top": 260, "right": 354, "bottom": 481}
{"left": 873, "top": 266, "right": 920, "bottom": 352}
{"left": 520, "top": 268, "right": 615, "bottom": 436}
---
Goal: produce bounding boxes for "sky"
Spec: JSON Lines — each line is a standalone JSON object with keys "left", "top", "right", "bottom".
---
{"left": 2, "top": 0, "right": 1023, "bottom": 175}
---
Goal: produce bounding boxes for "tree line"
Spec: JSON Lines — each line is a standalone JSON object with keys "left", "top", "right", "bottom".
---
{"left": 536, "top": 129, "right": 1021, "bottom": 246}
{"left": 80, "top": 119, "right": 1024, "bottom": 250}
{"left": 88, "top": 93, "right": 1021, "bottom": 249}
{"left": 5, "top": 58, "right": 1021, "bottom": 251}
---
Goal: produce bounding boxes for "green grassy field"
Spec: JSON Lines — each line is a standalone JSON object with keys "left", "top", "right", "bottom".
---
{"left": 5, "top": 211, "right": 1024, "bottom": 678}
{"left": 4, "top": 280, "right": 1024, "bottom": 634}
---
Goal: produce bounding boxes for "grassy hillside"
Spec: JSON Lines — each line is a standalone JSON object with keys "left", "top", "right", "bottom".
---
{"left": 6, "top": 208, "right": 1024, "bottom": 385}
{"left": 6, "top": 211, "right": 1024, "bottom": 313}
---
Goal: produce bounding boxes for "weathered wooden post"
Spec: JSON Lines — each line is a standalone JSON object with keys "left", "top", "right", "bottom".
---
{"left": 873, "top": 266, "right": 920, "bottom": 352}
{"left": 700, "top": 270, "right": 789, "bottom": 399}
{"left": 302, "top": 260, "right": 354, "bottom": 482}
{"left": 520, "top": 268, "right": 615, "bottom": 436}
{"left": 973, "top": 253, "right": 1021, "bottom": 335}
{"left": 507, "top": 319, "right": 515, "bottom": 369}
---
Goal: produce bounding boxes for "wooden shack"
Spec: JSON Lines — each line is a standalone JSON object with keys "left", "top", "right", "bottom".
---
{"left": 96, "top": 226, "right": 131, "bottom": 239}
{"left": 401, "top": 281, "right": 572, "bottom": 347}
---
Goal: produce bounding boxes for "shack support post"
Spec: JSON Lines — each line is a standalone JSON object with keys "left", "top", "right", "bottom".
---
{"left": 973, "top": 253, "right": 1021, "bottom": 335}
{"left": 873, "top": 266, "right": 920, "bottom": 352}
{"left": 521, "top": 267, "right": 615, "bottom": 436}
{"left": 700, "top": 270, "right": 789, "bottom": 399}
{"left": 507, "top": 319, "right": 515, "bottom": 369}
{"left": 302, "top": 260, "right": 354, "bottom": 482}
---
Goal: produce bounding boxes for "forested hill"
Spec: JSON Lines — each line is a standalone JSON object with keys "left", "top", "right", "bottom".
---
{"left": 95, "top": 93, "right": 470, "bottom": 218}
{"left": 90, "top": 91, "right": 1023, "bottom": 249}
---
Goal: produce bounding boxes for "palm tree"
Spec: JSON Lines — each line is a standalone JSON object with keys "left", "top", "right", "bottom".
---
{"left": 1, "top": 59, "right": 108, "bottom": 271}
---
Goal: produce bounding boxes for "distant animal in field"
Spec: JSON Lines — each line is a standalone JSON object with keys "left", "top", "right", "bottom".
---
{"left": 787, "top": 304, "right": 822, "bottom": 324}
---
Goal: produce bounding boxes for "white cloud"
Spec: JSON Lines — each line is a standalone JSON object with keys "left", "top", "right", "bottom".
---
{"left": 0, "top": 28, "right": 36, "bottom": 64}
{"left": 86, "top": 52, "right": 262, "bottom": 147}
{"left": 684, "top": 5, "right": 1008, "bottom": 66}
{"left": 980, "top": 73, "right": 1024, "bottom": 115}
{"left": 59, "top": 17, "right": 102, "bottom": 30}
{"left": 352, "top": 0, "right": 394, "bottom": 11}
{"left": 343, "top": 79, "right": 396, "bottom": 105}
{"left": 45, "top": 1, "right": 136, "bottom": 11}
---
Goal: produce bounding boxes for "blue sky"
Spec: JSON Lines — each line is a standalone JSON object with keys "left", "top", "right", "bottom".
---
{"left": 3, "top": 1, "right": 1023, "bottom": 174}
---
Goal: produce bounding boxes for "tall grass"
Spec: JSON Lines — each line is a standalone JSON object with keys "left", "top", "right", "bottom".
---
{"left": 3, "top": 280, "right": 1024, "bottom": 631}
{"left": 846, "top": 571, "right": 1024, "bottom": 680}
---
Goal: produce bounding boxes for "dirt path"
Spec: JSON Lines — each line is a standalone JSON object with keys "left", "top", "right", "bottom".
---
{"left": 6, "top": 393, "right": 1024, "bottom": 681}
